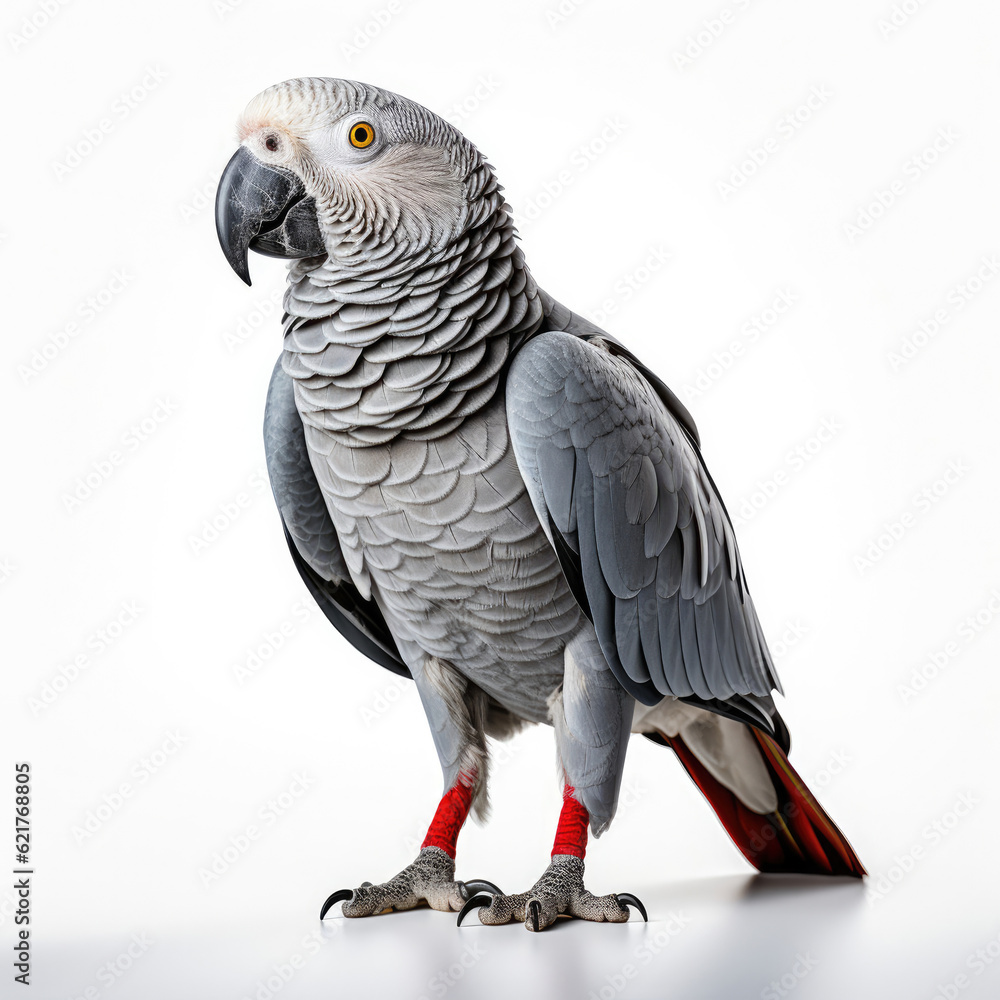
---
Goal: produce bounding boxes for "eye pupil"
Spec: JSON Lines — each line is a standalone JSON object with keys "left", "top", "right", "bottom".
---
{"left": 355, "top": 127, "right": 368, "bottom": 143}
{"left": 265, "top": 135, "right": 279, "bottom": 152}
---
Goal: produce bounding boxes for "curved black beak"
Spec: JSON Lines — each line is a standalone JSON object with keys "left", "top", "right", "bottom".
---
{"left": 215, "top": 146, "right": 325, "bottom": 285}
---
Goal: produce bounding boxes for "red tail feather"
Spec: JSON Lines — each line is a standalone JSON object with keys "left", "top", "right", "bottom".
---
{"left": 657, "top": 727, "right": 865, "bottom": 878}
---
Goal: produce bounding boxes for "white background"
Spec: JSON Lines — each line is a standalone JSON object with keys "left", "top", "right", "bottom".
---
{"left": 4, "top": 0, "right": 1000, "bottom": 997}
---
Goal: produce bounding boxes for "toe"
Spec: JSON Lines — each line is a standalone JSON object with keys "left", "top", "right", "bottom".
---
{"left": 458, "top": 891, "right": 529, "bottom": 926}
{"left": 569, "top": 891, "right": 631, "bottom": 923}
{"left": 339, "top": 886, "right": 379, "bottom": 917}
{"left": 423, "top": 880, "right": 467, "bottom": 912}
{"left": 479, "top": 893, "right": 524, "bottom": 925}
{"left": 524, "top": 895, "right": 560, "bottom": 931}
{"left": 341, "top": 882, "right": 415, "bottom": 917}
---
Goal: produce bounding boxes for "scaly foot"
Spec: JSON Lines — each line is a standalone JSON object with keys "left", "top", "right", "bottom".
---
{"left": 320, "top": 846, "right": 474, "bottom": 918}
{"left": 456, "top": 854, "right": 647, "bottom": 931}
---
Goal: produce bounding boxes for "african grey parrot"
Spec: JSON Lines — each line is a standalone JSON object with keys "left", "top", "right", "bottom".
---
{"left": 215, "top": 77, "right": 864, "bottom": 932}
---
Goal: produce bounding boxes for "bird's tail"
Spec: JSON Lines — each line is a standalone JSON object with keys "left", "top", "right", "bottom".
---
{"left": 650, "top": 726, "right": 866, "bottom": 878}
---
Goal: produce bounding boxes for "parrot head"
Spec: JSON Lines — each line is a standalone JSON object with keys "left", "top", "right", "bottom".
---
{"left": 216, "top": 77, "right": 485, "bottom": 285}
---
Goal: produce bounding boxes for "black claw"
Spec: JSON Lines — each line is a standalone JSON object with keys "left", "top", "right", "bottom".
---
{"left": 319, "top": 888, "right": 354, "bottom": 920}
{"left": 456, "top": 893, "right": 494, "bottom": 927}
{"left": 528, "top": 899, "right": 540, "bottom": 932}
{"left": 463, "top": 879, "right": 505, "bottom": 896}
{"left": 615, "top": 892, "right": 648, "bottom": 922}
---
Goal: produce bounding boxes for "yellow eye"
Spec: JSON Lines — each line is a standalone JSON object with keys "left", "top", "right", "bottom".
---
{"left": 350, "top": 121, "right": 375, "bottom": 148}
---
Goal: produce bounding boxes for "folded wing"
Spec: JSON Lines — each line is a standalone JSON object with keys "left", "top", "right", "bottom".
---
{"left": 507, "top": 330, "right": 783, "bottom": 735}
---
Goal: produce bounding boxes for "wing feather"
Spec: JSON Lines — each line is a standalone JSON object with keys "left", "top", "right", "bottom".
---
{"left": 507, "top": 328, "right": 782, "bottom": 731}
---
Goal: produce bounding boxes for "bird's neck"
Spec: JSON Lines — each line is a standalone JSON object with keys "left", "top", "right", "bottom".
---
{"left": 281, "top": 201, "right": 544, "bottom": 445}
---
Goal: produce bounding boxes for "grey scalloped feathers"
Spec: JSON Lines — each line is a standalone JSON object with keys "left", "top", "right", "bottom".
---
{"left": 216, "top": 77, "right": 864, "bottom": 932}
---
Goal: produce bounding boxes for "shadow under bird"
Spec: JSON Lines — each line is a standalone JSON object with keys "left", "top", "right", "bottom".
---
{"left": 215, "top": 77, "right": 865, "bottom": 933}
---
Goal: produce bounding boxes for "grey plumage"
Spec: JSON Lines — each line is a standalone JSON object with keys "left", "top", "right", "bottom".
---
{"left": 263, "top": 357, "right": 407, "bottom": 676}
{"left": 246, "top": 77, "right": 786, "bottom": 827}
{"left": 507, "top": 329, "right": 783, "bottom": 716}
{"left": 218, "top": 77, "right": 863, "bottom": 927}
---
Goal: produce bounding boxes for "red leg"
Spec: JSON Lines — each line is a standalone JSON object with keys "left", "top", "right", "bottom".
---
{"left": 421, "top": 770, "right": 476, "bottom": 859}
{"left": 321, "top": 770, "right": 476, "bottom": 919}
{"left": 551, "top": 783, "right": 589, "bottom": 859}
